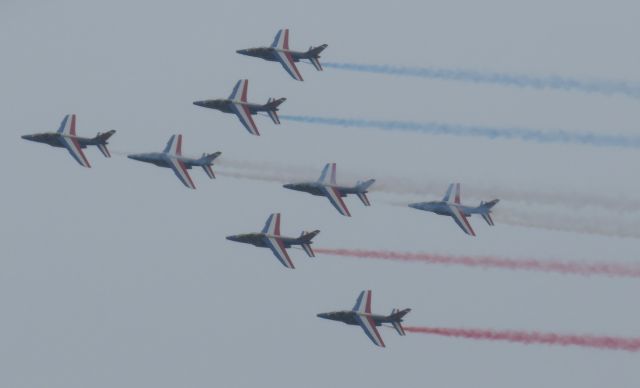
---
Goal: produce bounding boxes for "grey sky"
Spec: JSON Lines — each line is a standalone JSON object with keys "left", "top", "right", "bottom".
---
{"left": 1, "top": 0, "right": 639, "bottom": 387}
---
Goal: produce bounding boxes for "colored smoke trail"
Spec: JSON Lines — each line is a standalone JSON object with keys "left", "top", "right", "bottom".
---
{"left": 279, "top": 115, "right": 640, "bottom": 149}
{"left": 314, "top": 248, "right": 640, "bottom": 278}
{"left": 323, "top": 62, "right": 640, "bottom": 99}
{"left": 403, "top": 326, "right": 640, "bottom": 352}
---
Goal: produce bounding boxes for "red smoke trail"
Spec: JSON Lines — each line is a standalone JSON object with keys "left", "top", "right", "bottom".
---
{"left": 314, "top": 248, "right": 640, "bottom": 278}
{"left": 404, "top": 326, "right": 640, "bottom": 352}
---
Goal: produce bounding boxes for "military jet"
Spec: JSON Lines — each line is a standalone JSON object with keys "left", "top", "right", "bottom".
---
{"left": 226, "top": 213, "right": 319, "bottom": 269}
{"left": 283, "top": 163, "right": 375, "bottom": 217}
{"left": 127, "top": 134, "right": 220, "bottom": 189}
{"left": 317, "top": 290, "right": 411, "bottom": 347}
{"left": 408, "top": 183, "right": 499, "bottom": 236}
{"left": 236, "top": 29, "right": 327, "bottom": 81}
{"left": 193, "top": 79, "right": 285, "bottom": 136}
{"left": 21, "top": 114, "right": 115, "bottom": 168}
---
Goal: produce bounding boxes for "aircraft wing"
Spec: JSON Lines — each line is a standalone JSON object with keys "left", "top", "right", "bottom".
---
{"left": 448, "top": 205, "right": 476, "bottom": 236}
{"left": 58, "top": 114, "right": 91, "bottom": 168}
{"left": 352, "top": 290, "right": 385, "bottom": 347}
{"left": 321, "top": 186, "right": 351, "bottom": 217}
{"left": 354, "top": 314, "right": 386, "bottom": 347}
{"left": 264, "top": 236, "right": 295, "bottom": 269}
{"left": 168, "top": 157, "right": 196, "bottom": 189}
{"left": 230, "top": 103, "right": 260, "bottom": 135}
{"left": 271, "top": 29, "right": 303, "bottom": 81}
{"left": 229, "top": 79, "right": 249, "bottom": 102}
{"left": 274, "top": 50, "right": 304, "bottom": 81}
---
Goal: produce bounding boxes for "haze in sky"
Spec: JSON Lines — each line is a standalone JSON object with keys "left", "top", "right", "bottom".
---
{"left": 1, "top": 1, "right": 639, "bottom": 387}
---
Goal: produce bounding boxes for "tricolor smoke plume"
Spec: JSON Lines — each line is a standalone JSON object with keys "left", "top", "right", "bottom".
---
{"left": 314, "top": 248, "right": 640, "bottom": 278}
{"left": 403, "top": 326, "right": 640, "bottom": 352}
{"left": 279, "top": 115, "right": 640, "bottom": 149}
{"left": 323, "top": 62, "right": 640, "bottom": 100}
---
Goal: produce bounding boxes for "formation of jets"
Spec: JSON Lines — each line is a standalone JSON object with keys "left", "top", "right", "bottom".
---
{"left": 20, "top": 29, "right": 500, "bottom": 348}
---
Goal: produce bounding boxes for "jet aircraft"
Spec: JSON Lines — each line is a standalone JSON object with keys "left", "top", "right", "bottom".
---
{"left": 236, "top": 29, "right": 327, "bottom": 81}
{"left": 21, "top": 114, "right": 115, "bottom": 168}
{"left": 127, "top": 134, "right": 220, "bottom": 189}
{"left": 193, "top": 79, "right": 285, "bottom": 136}
{"left": 226, "top": 213, "right": 319, "bottom": 269}
{"left": 317, "top": 290, "right": 411, "bottom": 347}
{"left": 408, "top": 183, "right": 499, "bottom": 236}
{"left": 283, "top": 163, "right": 375, "bottom": 217}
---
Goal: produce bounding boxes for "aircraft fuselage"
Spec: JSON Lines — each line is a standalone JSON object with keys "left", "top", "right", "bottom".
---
{"left": 225, "top": 232, "right": 304, "bottom": 248}
{"left": 193, "top": 99, "right": 271, "bottom": 114}
{"left": 236, "top": 47, "right": 308, "bottom": 62}
{"left": 283, "top": 182, "right": 360, "bottom": 197}
{"left": 316, "top": 311, "right": 394, "bottom": 326}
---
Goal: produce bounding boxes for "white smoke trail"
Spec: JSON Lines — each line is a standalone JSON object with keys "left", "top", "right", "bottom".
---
{"left": 214, "top": 161, "right": 640, "bottom": 239}
{"left": 216, "top": 158, "right": 640, "bottom": 213}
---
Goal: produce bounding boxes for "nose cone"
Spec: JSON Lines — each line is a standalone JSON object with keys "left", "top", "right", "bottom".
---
{"left": 316, "top": 312, "right": 330, "bottom": 320}
{"left": 21, "top": 134, "right": 34, "bottom": 141}
{"left": 408, "top": 203, "right": 420, "bottom": 209}
{"left": 193, "top": 100, "right": 205, "bottom": 107}
{"left": 283, "top": 183, "right": 293, "bottom": 190}
{"left": 127, "top": 154, "right": 144, "bottom": 162}
{"left": 236, "top": 49, "right": 249, "bottom": 55}
{"left": 226, "top": 235, "right": 239, "bottom": 242}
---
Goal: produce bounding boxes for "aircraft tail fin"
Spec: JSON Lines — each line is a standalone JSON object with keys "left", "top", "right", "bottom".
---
{"left": 93, "top": 130, "right": 116, "bottom": 158}
{"left": 199, "top": 152, "right": 221, "bottom": 179}
{"left": 481, "top": 199, "right": 500, "bottom": 209}
{"left": 389, "top": 308, "right": 411, "bottom": 336}
{"left": 355, "top": 179, "right": 375, "bottom": 206}
{"left": 265, "top": 97, "right": 286, "bottom": 124}
{"left": 479, "top": 199, "right": 499, "bottom": 226}
{"left": 298, "top": 230, "right": 320, "bottom": 257}
{"left": 306, "top": 44, "right": 327, "bottom": 71}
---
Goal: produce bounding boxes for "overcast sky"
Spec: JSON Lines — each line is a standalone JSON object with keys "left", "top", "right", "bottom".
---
{"left": 1, "top": 1, "right": 639, "bottom": 387}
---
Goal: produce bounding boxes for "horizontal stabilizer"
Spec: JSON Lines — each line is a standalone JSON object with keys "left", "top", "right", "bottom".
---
{"left": 357, "top": 192, "right": 371, "bottom": 206}
{"left": 301, "top": 243, "right": 314, "bottom": 258}
{"left": 267, "top": 109, "right": 280, "bottom": 124}
{"left": 97, "top": 143, "right": 111, "bottom": 158}
{"left": 310, "top": 57, "right": 322, "bottom": 71}
{"left": 202, "top": 164, "right": 215, "bottom": 179}
{"left": 392, "top": 321, "right": 406, "bottom": 336}
{"left": 482, "top": 213, "right": 494, "bottom": 226}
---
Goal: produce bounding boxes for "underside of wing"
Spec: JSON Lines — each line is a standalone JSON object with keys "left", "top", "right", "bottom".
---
{"left": 265, "top": 237, "right": 295, "bottom": 269}
{"left": 229, "top": 79, "right": 249, "bottom": 102}
{"left": 449, "top": 205, "right": 475, "bottom": 236}
{"left": 274, "top": 50, "right": 303, "bottom": 81}
{"left": 352, "top": 290, "right": 372, "bottom": 313}
{"left": 168, "top": 157, "right": 196, "bottom": 189}
{"left": 231, "top": 103, "right": 260, "bottom": 135}
{"left": 60, "top": 136, "right": 91, "bottom": 168}
{"left": 354, "top": 314, "right": 385, "bottom": 347}
{"left": 322, "top": 186, "right": 351, "bottom": 217}
{"left": 261, "top": 213, "right": 281, "bottom": 235}
{"left": 271, "top": 29, "right": 290, "bottom": 50}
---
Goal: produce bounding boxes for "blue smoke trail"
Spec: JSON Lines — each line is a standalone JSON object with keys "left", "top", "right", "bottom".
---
{"left": 323, "top": 62, "right": 640, "bottom": 99}
{"left": 279, "top": 115, "right": 640, "bottom": 148}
